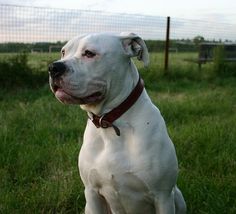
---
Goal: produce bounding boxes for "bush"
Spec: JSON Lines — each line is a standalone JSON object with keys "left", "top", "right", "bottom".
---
{"left": 213, "top": 46, "right": 236, "bottom": 77}
{"left": 0, "top": 53, "right": 47, "bottom": 89}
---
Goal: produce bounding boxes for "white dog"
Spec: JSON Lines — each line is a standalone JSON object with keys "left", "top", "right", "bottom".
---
{"left": 49, "top": 32, "right": 186, "bottom": 214}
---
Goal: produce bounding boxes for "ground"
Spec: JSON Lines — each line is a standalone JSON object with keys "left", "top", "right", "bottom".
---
{"left": 0, "top": 52, "right": 236, "bottom": 213}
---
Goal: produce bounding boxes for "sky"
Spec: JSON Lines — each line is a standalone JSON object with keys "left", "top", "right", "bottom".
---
{"left": 1, "top": 0, "right": 236, "bottom": 23}
{"left": 0, "top": 0, "right": 236, "bottom": 42}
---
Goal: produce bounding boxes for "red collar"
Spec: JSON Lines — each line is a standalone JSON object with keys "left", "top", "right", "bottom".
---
{"left": 90, "top": 77, "right": 144, "bottom": 136}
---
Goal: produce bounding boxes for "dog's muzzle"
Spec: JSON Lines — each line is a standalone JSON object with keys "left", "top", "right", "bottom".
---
{"left": 48, "top": 61, "right": 106, "bottom": 105}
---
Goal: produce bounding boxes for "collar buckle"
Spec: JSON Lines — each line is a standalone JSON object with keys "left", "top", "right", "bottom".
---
{"left": 99, "top": 116, "right": 110, "bottom": 128}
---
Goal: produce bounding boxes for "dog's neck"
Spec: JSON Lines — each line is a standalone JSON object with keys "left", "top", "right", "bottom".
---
{"left": 88, "top": 76, "right": 144, "bottom": 136}
{"left": 80, "top": 61, "right": 139, "bottom": 116}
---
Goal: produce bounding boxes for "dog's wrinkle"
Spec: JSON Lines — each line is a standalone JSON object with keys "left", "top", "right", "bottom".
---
{"left": 63, "top": 84, "right": 80, "bottom": 91}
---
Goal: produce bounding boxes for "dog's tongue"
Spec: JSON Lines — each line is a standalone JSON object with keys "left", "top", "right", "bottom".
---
{"left": 55, "top": 89, "right": 79, "bottom": 104}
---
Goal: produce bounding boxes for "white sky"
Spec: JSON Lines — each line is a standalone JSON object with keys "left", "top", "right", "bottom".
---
{"left": 1, "top": 0, "right": 236, "bottom": 23}
{"left": 0, "top": 0, "right": 235, "bottom": 42}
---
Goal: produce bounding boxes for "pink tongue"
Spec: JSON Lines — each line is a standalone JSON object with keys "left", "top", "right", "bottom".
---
{"left": 55, "top": 89, "right": 77, "bottom": 103}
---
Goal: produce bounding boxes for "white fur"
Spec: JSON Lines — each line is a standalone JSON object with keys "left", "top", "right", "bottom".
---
{"left": 51, "top": 32, "right": 186, "bottom": 213}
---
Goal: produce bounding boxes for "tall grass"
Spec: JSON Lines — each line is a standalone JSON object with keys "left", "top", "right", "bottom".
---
{"left": 0, "top": 53, "right": 236, "bottom": 213}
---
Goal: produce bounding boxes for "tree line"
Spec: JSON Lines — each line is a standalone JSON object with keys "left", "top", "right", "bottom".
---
{"left": 0, "top": 36, "right": 234, "bottom": 53}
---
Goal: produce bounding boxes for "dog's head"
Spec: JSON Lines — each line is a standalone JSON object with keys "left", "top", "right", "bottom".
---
{"left": 48, "top": 32, "right": 149, "bottom": 106}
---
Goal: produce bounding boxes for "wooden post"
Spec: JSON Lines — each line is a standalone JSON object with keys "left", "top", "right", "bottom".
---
{"left": 164, "top": 16, "right": 170, "bottom": 73}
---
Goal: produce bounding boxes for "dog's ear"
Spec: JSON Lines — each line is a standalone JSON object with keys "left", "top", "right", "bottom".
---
{"left": 119, "top": 32, "right": 149, "bottom": 67}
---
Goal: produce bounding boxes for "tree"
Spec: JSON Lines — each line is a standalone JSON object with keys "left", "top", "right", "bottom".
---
{"left": 193, "top": 36, "right": 205, "bottom": 46}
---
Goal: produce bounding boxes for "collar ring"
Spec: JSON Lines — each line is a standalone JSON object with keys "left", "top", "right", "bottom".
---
{"left": 99, "top": 115, "right": 110, "bottom": 128}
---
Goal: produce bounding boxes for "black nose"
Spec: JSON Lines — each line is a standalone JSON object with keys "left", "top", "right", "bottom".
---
{"left": 48, "top": 61, "right": 66, "bottom": 78}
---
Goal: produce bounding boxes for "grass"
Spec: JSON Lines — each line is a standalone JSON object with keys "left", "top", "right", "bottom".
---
{"left": 0, "top": 52, "right": 236, "bottom": 213}
{"left": 0, "top": 86, "right": 86, "bottom": 213}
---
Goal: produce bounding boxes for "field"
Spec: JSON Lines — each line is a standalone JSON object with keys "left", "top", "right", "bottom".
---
{"left": 0, "top": 52, "right": 236, "bottom": 213}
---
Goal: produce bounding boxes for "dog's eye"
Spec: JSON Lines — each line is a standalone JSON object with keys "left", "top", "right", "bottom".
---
{"left": 83, "top": 50, "right": 96, "bottom": 58}
{"left": 61, "top": 49, "right": 65, "bottom": 57}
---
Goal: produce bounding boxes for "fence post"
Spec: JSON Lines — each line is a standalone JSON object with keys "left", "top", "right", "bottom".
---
{"left": 164, "top": 16, "right": 170, "bottom": 73}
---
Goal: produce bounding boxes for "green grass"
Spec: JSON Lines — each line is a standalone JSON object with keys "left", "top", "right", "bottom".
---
{"left": 0, "top": 53, "right": 236, "bottom": 213}
{"left": 0, "top": 86, "right": 86, "bottom": 213}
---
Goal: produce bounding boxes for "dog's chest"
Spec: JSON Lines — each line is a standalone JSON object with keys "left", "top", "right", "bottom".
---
{"left": 83, "top": 143, "right": 131, "bottom": 188}
{"left": 79, "top": 125, "right": 146, "bottom": 188}
{"left": 80, "top": 141, "right": 155, "bottom": 212}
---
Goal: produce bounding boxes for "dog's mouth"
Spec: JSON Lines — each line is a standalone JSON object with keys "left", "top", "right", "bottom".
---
{"left": 52, "top": 84, "right": 105, "bottom": 105}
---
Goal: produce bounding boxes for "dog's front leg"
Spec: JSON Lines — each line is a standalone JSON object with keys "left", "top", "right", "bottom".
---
{"left": 84, "top": 188, "right": 111, "bottom": 214}
{"left": 154, "top": 191, "right": 175, "bottom": 214}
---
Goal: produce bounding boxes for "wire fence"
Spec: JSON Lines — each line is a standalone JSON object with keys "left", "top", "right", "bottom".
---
{"left": 0, "top": 4, "right": 236, "bottom": 52}
{"left": 0, "top": 4, "right": 167, "bottom": 43}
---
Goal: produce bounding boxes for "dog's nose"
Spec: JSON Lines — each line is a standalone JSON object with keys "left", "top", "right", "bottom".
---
{"left": 48, "top": 61, "right": 66, "bottom": 78}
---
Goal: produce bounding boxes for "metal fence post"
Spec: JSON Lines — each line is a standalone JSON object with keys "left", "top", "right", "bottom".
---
{"left": 164, "top": 16, "right": 170, "bottom": 73}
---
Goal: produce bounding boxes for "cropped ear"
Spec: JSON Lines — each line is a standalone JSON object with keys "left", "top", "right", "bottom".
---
{"left": 119, "top": 32, "right": 149, "bottom": 67}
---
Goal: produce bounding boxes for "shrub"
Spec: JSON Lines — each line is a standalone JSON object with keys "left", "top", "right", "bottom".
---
{"left": 0, "top": 53, "right": 47, "bottom": 89}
